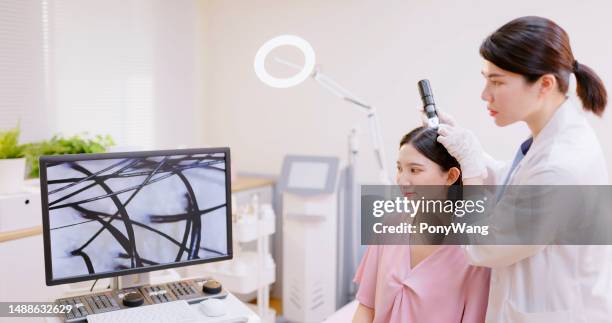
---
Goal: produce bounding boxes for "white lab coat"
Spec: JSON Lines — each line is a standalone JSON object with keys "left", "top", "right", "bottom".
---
{"left": 463, "top": 99, "right": 612, "bottom": 323}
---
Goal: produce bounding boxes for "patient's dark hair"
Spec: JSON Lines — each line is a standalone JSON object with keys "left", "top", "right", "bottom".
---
{"left": 399, "top": 126, "right": 462, "bottom": 186}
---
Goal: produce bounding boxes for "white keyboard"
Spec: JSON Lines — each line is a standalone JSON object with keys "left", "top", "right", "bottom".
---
{"left": 86, "top": 300, "right": 202, "bottom": 323}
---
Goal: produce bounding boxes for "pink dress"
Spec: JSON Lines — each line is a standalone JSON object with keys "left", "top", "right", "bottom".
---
{"left": 354, "top": 245, "right": 490, "bottom": 323}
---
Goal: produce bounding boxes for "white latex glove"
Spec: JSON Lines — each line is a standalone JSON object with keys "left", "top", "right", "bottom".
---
{"left": 418, "top": 107, "right": 457, "bottom": 127}
{"left": 437, "top": 109, "right": 456, "bottom": 126}
{"left": 436, "top": 124, "right": 487, "bottom": 179}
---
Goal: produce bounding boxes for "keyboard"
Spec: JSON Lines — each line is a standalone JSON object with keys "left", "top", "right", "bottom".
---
{"left": 58, "top": 292, "right": 120, "bottom": 322}
{"left": 86, "top": 300, "right": 202, "bottom": 323}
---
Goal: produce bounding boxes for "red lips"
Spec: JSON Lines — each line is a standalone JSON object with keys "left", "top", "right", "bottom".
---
{"left": 488, "top": 109, "right": 498, "bottom": 116}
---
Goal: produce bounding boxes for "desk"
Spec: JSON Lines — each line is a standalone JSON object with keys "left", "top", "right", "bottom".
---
{"left": 42, "top": 292, "right": 260, "bottom": 323}
{"left": 38, "top": 270, "right": 259, "bottom": 323}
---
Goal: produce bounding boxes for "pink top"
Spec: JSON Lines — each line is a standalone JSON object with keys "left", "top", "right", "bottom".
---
{"left": 354, "top": 245, "right": 490, "bottom": 323}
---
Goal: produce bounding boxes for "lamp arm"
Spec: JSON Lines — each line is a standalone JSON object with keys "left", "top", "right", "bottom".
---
{"left": 273, "top": 57, "right": 391, "bottom": 184}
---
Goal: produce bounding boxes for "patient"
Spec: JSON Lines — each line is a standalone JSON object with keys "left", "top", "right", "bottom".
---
{"left": 352, "top": 127, "right": 490, "bottom": 323}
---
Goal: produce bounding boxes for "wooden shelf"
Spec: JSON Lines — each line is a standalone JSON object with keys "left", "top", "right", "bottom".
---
{"left": 232, "top": 176, "right": 275, "bottom": 192}
{"left": 0, "top": 226, "right": 42, "bottom": 243}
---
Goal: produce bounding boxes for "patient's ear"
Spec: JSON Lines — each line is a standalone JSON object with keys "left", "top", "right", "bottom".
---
{"left": 446, "top": 167, "right": 461, "bottom": 185}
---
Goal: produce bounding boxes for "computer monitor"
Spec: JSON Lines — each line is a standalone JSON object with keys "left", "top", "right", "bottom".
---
{"left": 39, "top": 148, "right": 232, "bottom": 286}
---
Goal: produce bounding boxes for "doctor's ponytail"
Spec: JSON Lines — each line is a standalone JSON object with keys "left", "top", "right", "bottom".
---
{"left": 573, "top": 61, "right": 607, "bottom": 116}
{"left": 480, "top": 16, "right": 607, "bottom": 116}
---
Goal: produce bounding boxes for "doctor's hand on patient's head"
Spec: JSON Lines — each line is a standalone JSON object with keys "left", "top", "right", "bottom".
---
{"left": 436, "top": 124, "right": 486, "bottom": 180}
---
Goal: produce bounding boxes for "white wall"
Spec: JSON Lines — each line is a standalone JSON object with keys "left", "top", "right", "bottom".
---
{"left": 199, "top": 0, "right": 612, "bottom": 183}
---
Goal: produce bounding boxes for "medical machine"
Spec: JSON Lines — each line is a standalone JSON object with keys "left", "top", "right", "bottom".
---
{"left": 279, "top": 155, "right": 340, "bottom": 323}
{"left": 39, "top": 148, "right": 235, "bottom": 322}
{"left": 418, "top": 79, "right": 440, "bottom": 129}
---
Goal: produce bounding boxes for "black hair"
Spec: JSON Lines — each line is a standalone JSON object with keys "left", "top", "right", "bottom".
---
{"left": 400, "top": 127, "right": 462, "bottom": 244}
{"left": 399, "top": 126, "right": 462, "bottom": 187}
{"left": 480, "top": 16, "right": 607, "bottom": 116}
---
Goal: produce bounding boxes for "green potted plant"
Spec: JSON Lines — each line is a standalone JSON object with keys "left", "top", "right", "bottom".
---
{"left": 0, "top": 125, "right": 26, "bottom": 194}
{"left": 22, "top": 134, "right": 115, "bottom": 178}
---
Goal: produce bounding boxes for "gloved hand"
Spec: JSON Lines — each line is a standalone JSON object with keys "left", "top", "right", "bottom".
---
{"left": 437, "top": 108, "right": 457, "bottom": 126}
{"left": 436, "top": 124, "right": 487, "bottom": 179}
{"left": 419, "top": 107, "right": 457, "bottom": 127}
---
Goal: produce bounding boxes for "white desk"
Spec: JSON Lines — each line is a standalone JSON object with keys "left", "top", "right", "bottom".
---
{"left": 42, "top": 292, "right": 260, "bottom": 323}
{"left": 37, "top": 270, "right": 260, "bottom": 323}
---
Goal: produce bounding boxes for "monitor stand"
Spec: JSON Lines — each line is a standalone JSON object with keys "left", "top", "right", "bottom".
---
{"left": 111, "top": 272, "right": 151, "bottom": 290}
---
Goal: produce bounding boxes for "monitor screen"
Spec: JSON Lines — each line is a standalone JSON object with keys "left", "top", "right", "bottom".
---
{"left": 287, "top": 161, "right": 329, "bottom": 190}
{"left": 39, "top": 148, "right": 232, "bottom": 285}
{"left": 279, "top": 155, "right": 339, "bottom": 196}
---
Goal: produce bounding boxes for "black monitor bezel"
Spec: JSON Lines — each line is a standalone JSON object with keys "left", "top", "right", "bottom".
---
{"left": 40, "top": 147, "right": 233, "bottom": 286}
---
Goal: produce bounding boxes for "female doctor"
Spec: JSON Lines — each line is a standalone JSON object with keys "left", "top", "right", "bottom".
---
{"left": 435, "top": 16, "right": 612, "bottom": 322}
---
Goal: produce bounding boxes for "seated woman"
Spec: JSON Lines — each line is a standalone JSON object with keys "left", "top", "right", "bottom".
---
{"left": 352, "top": 127, "right": 490, "bottom": 323}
